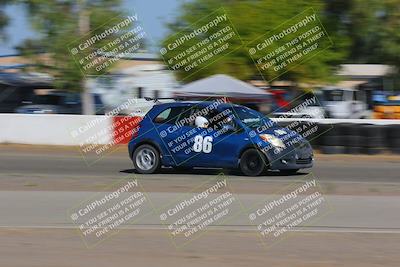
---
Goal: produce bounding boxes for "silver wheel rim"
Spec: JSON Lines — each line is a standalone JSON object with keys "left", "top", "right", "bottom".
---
{"left": 136, "top": 148, "right": 156, "bottom": 171}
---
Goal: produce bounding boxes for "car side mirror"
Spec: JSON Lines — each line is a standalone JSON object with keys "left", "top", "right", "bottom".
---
{"left": 222, "top": 124, "right": 236, "bottom": 133}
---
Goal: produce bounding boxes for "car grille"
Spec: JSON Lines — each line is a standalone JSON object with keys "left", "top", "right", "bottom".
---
{"left": 296, "top": 157, "right": 313, "bottom": 164}
{"left": 294, "top": 140, "right": 310, "bottom": 149}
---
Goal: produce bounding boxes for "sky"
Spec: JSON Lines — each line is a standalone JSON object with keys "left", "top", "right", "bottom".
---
{"left": 0, "top": 0, "right": 186, "bottom": 55}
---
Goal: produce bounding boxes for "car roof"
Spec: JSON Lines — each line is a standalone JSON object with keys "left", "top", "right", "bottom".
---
{"left": 154, "top": 101, "right": 240, "bottom": 109}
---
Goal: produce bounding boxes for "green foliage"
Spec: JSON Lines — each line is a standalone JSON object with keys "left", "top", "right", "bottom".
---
{"left": 162, "top": 0, "right": 349, "bottom": 84}
{"left": 379, "top": 0, "right": 400, "bottom": 74}
{"left": 326, "top": 0, "right": 400, "bottom": 84}
{"left": 16, "top": 0, "right": 127, "bottom": 92}
{"left": 325, "top": 0, "right": 400, "bottom": 69}
{"left": 4, "top": 0, "right": 399, "bottom": 89}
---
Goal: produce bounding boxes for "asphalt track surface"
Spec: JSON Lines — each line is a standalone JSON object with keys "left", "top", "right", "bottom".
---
{"left": 0, "top": 145, "right": 400, "bottom": 267}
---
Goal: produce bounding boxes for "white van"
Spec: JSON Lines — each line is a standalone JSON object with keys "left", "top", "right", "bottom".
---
{"left": 322, "top": 87, "right": 371, "bottom": 119}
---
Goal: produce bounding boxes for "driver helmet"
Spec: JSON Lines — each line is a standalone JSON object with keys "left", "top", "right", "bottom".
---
{"left": 195, "top": 116, "right": 209, "bottom": 128}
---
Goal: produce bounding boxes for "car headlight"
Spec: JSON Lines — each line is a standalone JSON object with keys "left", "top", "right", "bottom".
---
{"left": 259, "top": 134, "right": 286, "bottom": 149}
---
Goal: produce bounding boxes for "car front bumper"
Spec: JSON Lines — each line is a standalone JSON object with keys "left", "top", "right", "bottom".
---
{"left": 269, "top": 154, "right": 314, "bottom": 170}
{"left": 264, "top": 142, "right": 314, "bottom": 170}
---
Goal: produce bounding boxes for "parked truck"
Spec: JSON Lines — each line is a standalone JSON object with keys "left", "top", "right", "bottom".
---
{"left": 322, "top": 87, "right": 371, "bottom": 119}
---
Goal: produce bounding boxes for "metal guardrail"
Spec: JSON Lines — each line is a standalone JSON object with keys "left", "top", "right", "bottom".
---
{"left": 272, "top": 118, "right": 400, "bottom": 125}
{"left": 1, "top": 114, "right": 400, "bottom": 154}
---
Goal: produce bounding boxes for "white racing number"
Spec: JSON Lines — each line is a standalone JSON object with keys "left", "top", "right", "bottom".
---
{"left": 193, "top": 135, "right": 213, "bottom": 153}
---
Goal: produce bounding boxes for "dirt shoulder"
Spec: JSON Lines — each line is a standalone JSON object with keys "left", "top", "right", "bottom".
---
{"left": 0, "top": 228, "right": 399, "bottom": 267}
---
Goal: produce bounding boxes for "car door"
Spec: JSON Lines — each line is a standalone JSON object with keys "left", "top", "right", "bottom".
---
{"left": 166, "top": 106, "right": 206, "bottom": 166}
{"left": 176, "top": 106, "right": 245, "bottom": 168}
{"left": 199, "top": 125, "right": 246, "bottom": 168}
{"left": 151, "top": 105, "right": 189, "bottom": 164}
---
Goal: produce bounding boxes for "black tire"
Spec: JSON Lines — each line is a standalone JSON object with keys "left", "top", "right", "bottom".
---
{"left": 341, "top": 123, "right": 357, "bottom": 136}
{"left": 365, "top": 147, "right": 383, "bottom": 155}
{"left": 132, "top": 144, "right": 161, "bottom": 174}
{"left": 345, "top": 135, "right": 362, "bottom": 147}
{"left": 390, "top": 147, "right": 400, "bottom": 154}
{"left": 345, "top": 146, "right": 361, "bottom": 154}
{"left": 279, "top": 169, "right": 299, "bottom": 175}
{"left": 327, "top": 135, "right": 345, "bottom": 146}
{"left": 321, "top": 146, "right": 346, "bottom": 154}
{"left": 386, "top": 125, "right": 400, "bottom": 148}
{"left": 239, "top": 149, "right": 268, "bottom": 176}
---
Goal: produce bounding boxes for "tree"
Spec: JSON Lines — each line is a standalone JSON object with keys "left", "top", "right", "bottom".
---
{"left": 379, "top": 0, "right": 400, "bottom": 87}
{"left": 162, "top": 0, "right": 349, "bottom": 84}
{"left": 0, "top": 0, "right": 16, "bottom": 41}
{"left": 325, "top": 0, "right": 400, "bottom": 88}
{"left": 16, "top": 0, "right": 133, "bottom": 114}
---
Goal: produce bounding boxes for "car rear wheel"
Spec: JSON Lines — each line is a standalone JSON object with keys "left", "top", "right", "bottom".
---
{"left": 239, "top": 149, "right": 268, "bottom": 176}
{"left": 133, "top": 144, "right": 160, "bottom": 174}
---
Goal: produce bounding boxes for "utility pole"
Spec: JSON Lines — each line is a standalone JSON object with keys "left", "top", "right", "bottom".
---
{"left": 78, "top": 0, "right": 95, "bottom": 115}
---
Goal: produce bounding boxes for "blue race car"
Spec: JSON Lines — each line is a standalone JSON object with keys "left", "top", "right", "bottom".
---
{"left": 128, "top": 101, "right": 313, "bottom": 176}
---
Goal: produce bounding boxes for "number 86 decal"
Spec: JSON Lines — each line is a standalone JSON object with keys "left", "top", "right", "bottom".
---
{"left": 193, "top": 135, "right": 213, "bottom": 153}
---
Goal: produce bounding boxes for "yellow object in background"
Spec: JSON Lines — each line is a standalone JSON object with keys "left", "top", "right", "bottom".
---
{"left": 373, "top": 105, "right": 400, "bottom": 119}
{"left": 388, "top": 96, "right": 400, "bottom": 101}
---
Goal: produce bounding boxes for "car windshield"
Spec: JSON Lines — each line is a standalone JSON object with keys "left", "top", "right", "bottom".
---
{"left": 33, "top": 95, "right": 63, "bottom": 105}
{"left": 323, "top": 89, "right": 343, "bottom": 101}
{"left": 230, "top": 106, "right": 276, "bottom": 129}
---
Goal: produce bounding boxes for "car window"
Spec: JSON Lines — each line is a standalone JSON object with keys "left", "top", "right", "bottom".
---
{"left": 177, "top": 108, "right": 196, "bottom": 127}
{"left": 207, "top": 108, "right": 237, "bottom": 131}
{"left": 175, "top": 106, "right": 220, "bottom": 128}
{"left": 33, "top": 95, "right": 63, "bottom": 105}
{"left": 153, "top": 106, "right": 186, "bottom": 124}
{"left": 64, "top": 94, "right": 81, "bottom": 105}
{"left": 188, "top": 106, "right": 223, "bottom": 129}
{"left": 231, "top": 106, "right": 276, "bottom": 129}
{"left": 323, "top": 90, "right": 343, "bottom": 101}
{"left": 154, "top": 108, "right": 171, "bottom": 123}
{"left": 355, "top": 90, "right": 364, "bottom": 101}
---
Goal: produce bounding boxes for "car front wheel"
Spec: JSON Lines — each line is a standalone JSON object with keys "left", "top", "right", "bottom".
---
{"left": 239, "top": 149, "right": 268, "bottom": 176}
{"left": 133, "top": 144, "right": 161, "bottom": 174}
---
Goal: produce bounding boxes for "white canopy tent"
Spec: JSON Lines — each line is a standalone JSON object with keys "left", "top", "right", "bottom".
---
{"left": 176, "top": 74, "right": 271, "bottom": 99}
